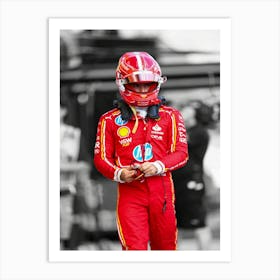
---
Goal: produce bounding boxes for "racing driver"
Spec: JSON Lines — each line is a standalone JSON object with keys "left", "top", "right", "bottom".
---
{"left": 94, "top": 51, "right": 188, "bottom": 250}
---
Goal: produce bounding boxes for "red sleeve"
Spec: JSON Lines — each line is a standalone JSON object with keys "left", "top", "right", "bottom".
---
{"left": 93, "top": 114, "right": 122, "bottom": 181}
{"left": 161, "top": 109, "right": 189, "bottom": 172}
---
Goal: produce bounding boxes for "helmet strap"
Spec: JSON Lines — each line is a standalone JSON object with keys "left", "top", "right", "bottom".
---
{"left": 113, "top": 99, "right": 133, "bottom": 121}
{"left": 147, "top": 96, "right": 166, "bottom": 119}
{"left": 147, "top": 104, "right": 160, "bottom": 119}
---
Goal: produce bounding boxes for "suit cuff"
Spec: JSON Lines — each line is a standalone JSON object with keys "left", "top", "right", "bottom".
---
{"left": 114, "top": 168, "right": 125, "bottom": 183}
{"left": 152, "top": 160, "right": 165, "bottom": 175}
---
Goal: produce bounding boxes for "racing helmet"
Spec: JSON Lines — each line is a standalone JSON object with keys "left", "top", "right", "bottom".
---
{"left": 115, "top": 52, "right": 167, "bottom": 107}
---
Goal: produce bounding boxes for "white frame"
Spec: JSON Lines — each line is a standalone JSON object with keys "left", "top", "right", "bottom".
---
{"left": 1, "top": 1, "right": 279, "bottom": 279}
{"left": 49, "top": 18, "right": 231, "bottom": 262}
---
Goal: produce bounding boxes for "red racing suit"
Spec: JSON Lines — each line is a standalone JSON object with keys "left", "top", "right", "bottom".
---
{"left": 94, "top": 105, "right": 188, "bottom": 250}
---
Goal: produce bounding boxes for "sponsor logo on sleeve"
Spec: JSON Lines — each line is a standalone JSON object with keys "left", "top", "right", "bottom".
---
{"left": 178, "top": 126, "right": 186, "bottom": 132}
{"left": 178, "top": 123, "right": 185, "bottom": 128}
{"left": 94, "top": 141, "right": 100, "bottom": 154}
{"left": 179, "top": 137, "right": 187, "bottom": 144}
{"left": 179, "top": 115, "right": 184, "bottom": 122}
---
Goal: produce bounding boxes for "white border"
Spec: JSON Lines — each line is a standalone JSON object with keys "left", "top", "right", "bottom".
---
{"left": 1, "top": 1, "right": 279, "bottom": 279}
{"left": 49, "top": 18, "right": 231, "bottom": 262}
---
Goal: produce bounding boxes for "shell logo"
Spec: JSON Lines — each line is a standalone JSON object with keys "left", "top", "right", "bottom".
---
{"left": 117, "top": 126, "right": 130, "bottom": 138}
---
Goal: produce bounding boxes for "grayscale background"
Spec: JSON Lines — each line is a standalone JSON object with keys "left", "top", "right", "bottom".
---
{"left": 59, "top": 29, "right": 220, "bottom": 251}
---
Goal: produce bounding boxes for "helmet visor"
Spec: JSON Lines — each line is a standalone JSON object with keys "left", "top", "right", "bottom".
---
{"left": 123, "top": 72, "right": 161, "bottom": 84}
{"left": 124, "top": 82, "right": 158, "bottom": 93}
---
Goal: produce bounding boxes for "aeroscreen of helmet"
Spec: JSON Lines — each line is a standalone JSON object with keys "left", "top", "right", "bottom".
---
{"left": 124, "top": 82, "right": 158, "bottom": 93}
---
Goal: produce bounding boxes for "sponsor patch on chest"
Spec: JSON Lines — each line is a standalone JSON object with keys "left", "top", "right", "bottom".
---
{"left": 117, "top": 126, "right": 130, "bottom": 138}
{"left": 119, "top": 137, "right": 132, "bottom": 146}
{"left": 115, "top": 115, "right": 128, "bottom": 126}
{"left": 132, "top": 143, "right": 153, "bottom": 162}
{"left": 151, "top": 134, "right": 163, "bottom": 141}
{"left": 151, "top": 123, "right": 164, "bottom": 135}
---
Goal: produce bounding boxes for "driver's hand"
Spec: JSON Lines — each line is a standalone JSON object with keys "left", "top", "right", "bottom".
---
{"left": 120, "top": 166, "right": 137, "bottom": 183}
{"left": 139, "top": 162, "right": 158, "bottom": 177}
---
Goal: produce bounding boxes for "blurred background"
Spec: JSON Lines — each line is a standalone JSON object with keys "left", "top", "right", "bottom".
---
{"left": 59, "top": 29, "right": 220, "bottom": 251}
